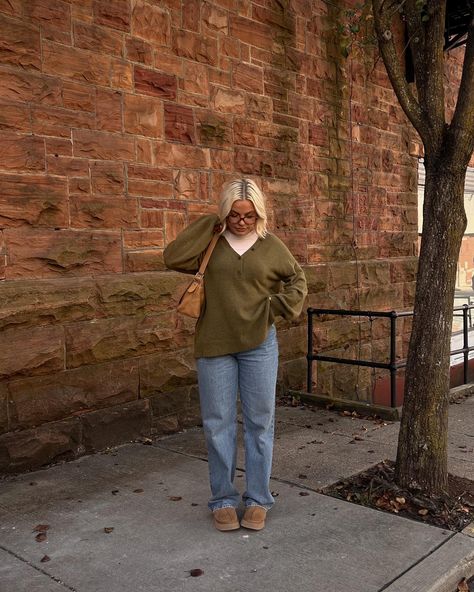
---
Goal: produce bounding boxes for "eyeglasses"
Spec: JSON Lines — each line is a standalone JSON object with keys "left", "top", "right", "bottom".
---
{"left": 227, "top": 211, "right": 258, "bottom": 224}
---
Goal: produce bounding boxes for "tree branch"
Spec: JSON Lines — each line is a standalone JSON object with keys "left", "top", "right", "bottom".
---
{"left": 447, "top": 16, "right": 474, "bottom": 167}
{"left": 371, "top": 0, "right": 427, "bottom": 142}
{"left": 404, "top": 0, "right": 446, "bottom": 149}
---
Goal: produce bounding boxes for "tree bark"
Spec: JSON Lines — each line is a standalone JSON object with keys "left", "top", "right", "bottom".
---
{"left": 395, "top": 160, "right": 467, "bottom": 493}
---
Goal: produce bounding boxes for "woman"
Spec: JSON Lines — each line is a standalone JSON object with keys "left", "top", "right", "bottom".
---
{"left": 164, "top": 178, "right": 307, "bottom": 532}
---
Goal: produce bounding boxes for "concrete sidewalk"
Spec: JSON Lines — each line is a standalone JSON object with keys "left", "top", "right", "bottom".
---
{"left": 1, "top": 398, "right": 473, "bottom": 592}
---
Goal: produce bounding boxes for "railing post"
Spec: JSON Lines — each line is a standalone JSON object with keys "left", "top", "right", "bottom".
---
{"left": 463, "top": 304, "right": 469, "bottom": 385}
{"left": 307, "top": 309, "right": 313, "bottom": 393}
{"left": 390, "top": 311, "right": 397, "bottom": 408}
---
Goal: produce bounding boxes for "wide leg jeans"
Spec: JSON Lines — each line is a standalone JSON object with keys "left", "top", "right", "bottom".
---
{"left": 196, "top": 326, "right": 278, "bottom": 511}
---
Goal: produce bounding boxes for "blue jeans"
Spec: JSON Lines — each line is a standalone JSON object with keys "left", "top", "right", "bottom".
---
{"left": 196, "top": 326, "right": 278, "bottom": 511}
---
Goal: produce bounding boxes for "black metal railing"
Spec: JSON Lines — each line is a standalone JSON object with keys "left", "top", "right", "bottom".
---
{"left": 307, "top": 305, "right": 474, "bottom": 408}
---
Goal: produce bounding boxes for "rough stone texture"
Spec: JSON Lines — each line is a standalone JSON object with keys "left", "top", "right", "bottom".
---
{"left": 0, "top": 0, "right": 469, "bottom": 472}
{"left": 0, "top": 418, "right": 82, "bottom": 473}
{"left": 81, "top": 399, "right": 151, "bottom": 452}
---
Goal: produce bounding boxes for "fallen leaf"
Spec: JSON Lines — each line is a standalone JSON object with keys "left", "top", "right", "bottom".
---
{"left": 40, "top": 555, "right": 50, "bottom": 563}
{"left": 169, "top": 496, "right": 182, "bottom": 501}
{"left": 418, "top": 508, "right": 429, "bottom": 516}
{"left": 111, "top": 490, "right": 119, "bottom": 495}
{"left": 191, "top": 503, "right": 199, "bottom": 506}
{"left": 457, "top": 578, "right": 469, "bottom": 592}
{"left": 299, "top": 492, "right": 310, "bottom": 496}
{"left": 104, "top": 527, "right": 114, "bottom": 534}
{"left": 395, "top": 497, "right": 406, "bottom": 505}
{"left": 189, "top": 569, "right": 203, "bottom": 577}
{"left": 133, "top": 489, "right": 144, "bottom": 494}
{"left": 35, "top": 533, "right": 47, "bottom": 543}
{"left": 33, "top": 525, "right": 50, "bottom": 533}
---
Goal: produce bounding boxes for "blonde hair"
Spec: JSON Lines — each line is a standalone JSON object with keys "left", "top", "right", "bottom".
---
{"left": 218, "top": 178, "right": 268, "bottom": 238}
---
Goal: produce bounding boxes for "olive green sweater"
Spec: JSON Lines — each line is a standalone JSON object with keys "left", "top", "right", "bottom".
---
{"left": 163, "top": 214, "right": 308, "bottom": 358}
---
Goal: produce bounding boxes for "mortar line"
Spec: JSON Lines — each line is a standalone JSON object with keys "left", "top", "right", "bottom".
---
{"left": 0, "top": 544, "right": 78, "bottom": 592}
{"left": 376, "top": 532, "right": 457, "bottom": 592}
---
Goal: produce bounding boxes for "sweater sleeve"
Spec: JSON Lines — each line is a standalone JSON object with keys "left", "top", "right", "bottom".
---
{"left": 269, "top": 249, "right": 308, "bottom": 321}
{"left": 163, "top": 214, "right": 220, "bottom": 273}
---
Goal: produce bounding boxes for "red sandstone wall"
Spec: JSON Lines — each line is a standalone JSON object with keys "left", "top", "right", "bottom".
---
{"left": 0, "top": 0, "right": 421, "bottom": 472}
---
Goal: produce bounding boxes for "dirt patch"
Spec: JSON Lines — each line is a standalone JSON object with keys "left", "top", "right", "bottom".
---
{"left": 322, "top": 460, "right": 474, "bottom": 532}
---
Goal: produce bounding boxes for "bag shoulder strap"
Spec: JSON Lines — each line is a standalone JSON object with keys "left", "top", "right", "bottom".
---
{"left": 197, "top": 233, "right": 219, "bottom": 276}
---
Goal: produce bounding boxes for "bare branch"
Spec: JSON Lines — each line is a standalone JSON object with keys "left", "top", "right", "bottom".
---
{"left": 371, "top": 0, "right": 427, "bottom": 141}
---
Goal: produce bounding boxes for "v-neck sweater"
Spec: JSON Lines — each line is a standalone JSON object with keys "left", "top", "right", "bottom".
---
{"left": 163, "top": 214, "right": 308, "bottom": 358}
{"left": 223, "top": 229, "right": 258, "bottom": 255}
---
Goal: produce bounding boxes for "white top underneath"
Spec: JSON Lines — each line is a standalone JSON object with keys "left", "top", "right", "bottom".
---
{"left": 223, "top": 230, "right": 259, "bottom": 255}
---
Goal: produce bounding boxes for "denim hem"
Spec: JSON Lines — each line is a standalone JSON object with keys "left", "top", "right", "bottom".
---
{"left": 210, "top": 503, "right": 237, "bottom": 512}
{"left": 244, "top": 502, "right": 272, "bottom": 511}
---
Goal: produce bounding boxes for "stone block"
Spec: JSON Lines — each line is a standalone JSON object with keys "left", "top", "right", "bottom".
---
{"left": 7, "top": 359, "right": 139, "bottom": 429}
{"left": 0, "top": 100, "right": 31, "bottom": 132}
{"left": 135, "top": 138, "right": 153, "bottom": 163}
{"left": 42, "top": 41, "right": 111, "bottom": 85}
{"left": 45, "top": 138, "right": 73, "bottom": 157}
{"left": 124, "top": 93, "right": 163, "bottom": 137}
{"left": 93, "top": 0, "right": 130, "bottom": 31}
{"left": 182, "top": 0, "right": 200, "bottom": 31}
{"left": 0, "top": 68, "right": 62, "bottom": 105}
{"left": 0, "top": 14, "right": 41, "bottom": 70}
{"left": 81, "top": 399, "right": 151, "bottom": 452}
{"left": 140, "top": 209, "right": 164, "bottom": 228}
{"left": 65, "top": 312, "right": 178, "bottom": 369}
{"left": 360, "top": 261, "right": 391, "bottom": 288}
{"left": 172, "top": 30, "right": 218, "bottom": 65}
{"left": 5, "top": 228, "right": 122, "bottom": 279}
{"left": 73, "top": 129, "right": 135, "bottom": 161}
{"left": 139, "top": 350, "right": 196, "bottom": 399}
{"left": 153, "top": 414, "right": 179, "bottom": 434}
{"left": 128, "top": 178, "right": 172, "bottom": 197}
{"left": 126, "top": 37, "right": 153, "bottom": 65}
{"left": 328, "top": 262, "right": 359, "bottom": 291}
{"left": 0, "top": 276, "right": 98, "bottom": 331}
{"left": 164, "top": 103, "right": 195, "bottom": 144}
{"left": 202, "top": 2, "right": 227, "bottom": 32}
{"left": 229, "top": 15, "right": 273, "bottom": 50}
{"left": 181, "top": 61, "right": 208, "bottom": 95}
{"left": 131, "top": 0, "right": 170, "bottom": 45}
{"left": 96, "top": 89, "right": 123, "bottom": 132}
{"left": 0, "top": 132, "right": 44, "bottom": 172}
{"left": 212, "top": 87, "right": 245, "bottom": 114}
{"left": 62, "top": 81, "right": 95, "bottom": 112}
{"left": 232, "top": 62, "right": 263, "bottom": 93}
{"left": 0, "top": 173, "right": 68, "bottom": 228}
{"left": 32, "top": 104, "right": 95, "bottom": 137}
{"left": 134, "top": 65, "right": 177, "bottom": 99}
{"left": 196, "top": 112, "right": 231, "bottom": 147}
{"left": 0, "top": 418, "right": 82, "bottom": 473}
{"left": 110, "top": 59, "right": 133, "bottom": 90}
{"left": 148, "top": 385, "right": 195, "bottom": 418}
{"left": 0, "top": 324, "right": 64, "bottom": 380}
{"left": 25, "top": 0, "right": 71, "bottom": 28}
{"left": 153, "top": 142, "right": 210, "bottom": 169}
{"left": 94, "top": 272, "right": 186, "bottom": 317}
{"left": 46, "top": 156, "right": 89, "bottom": 177}
{"left": 128, "top": 164, "right": 172, "bottom": 182}
{"left": 69, "top": 196, "right": 139, "bottom": 229}
{"left": 73, "top": 21, "right": 123, "bottom": 56}
{"left": 123, "top": 230, "right": 164, "bottom": 249}
{"left": 245, "top": 94, "right": 272, "bottom": 121}
{"left": 124, "top": 249, "right": 166, "bottom": 272}
{"left": 90, "top": 161, "right": 125, "bottom": 195}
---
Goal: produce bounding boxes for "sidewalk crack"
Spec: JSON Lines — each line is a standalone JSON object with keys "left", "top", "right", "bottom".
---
{"left": 0, "top": 544, "right": 78, "bottom": 592}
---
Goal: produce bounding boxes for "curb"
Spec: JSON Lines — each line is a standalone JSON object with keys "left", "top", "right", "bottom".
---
{"left": 382, "top": 534, "right": 474, "bottom": 592}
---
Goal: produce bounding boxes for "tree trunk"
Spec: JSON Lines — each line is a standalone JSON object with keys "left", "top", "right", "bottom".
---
{"left": 395, "top": 160, "right": 467, "bottom": 494}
